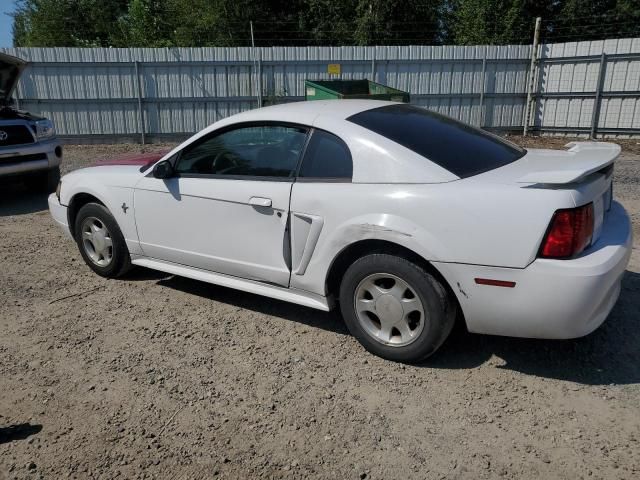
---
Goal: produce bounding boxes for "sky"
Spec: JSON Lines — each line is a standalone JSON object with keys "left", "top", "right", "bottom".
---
{"left": 0, "top": 0, "right": 16, "bottom": 48}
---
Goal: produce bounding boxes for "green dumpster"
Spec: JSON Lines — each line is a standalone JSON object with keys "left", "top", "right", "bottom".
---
{"left": 304, "top": 79, "right": 409, "bottom": 103}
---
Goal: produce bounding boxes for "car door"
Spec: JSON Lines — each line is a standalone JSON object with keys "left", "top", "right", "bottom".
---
{"left": 134, "top": 123, "right": 309, "bottom": 287}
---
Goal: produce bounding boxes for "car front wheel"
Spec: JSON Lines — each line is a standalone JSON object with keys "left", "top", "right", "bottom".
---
{"left": 74, "top": 202, "right": 132, "bottom": 278}
{"left": 339, "top": 254, "right": 456, "bottom": 363}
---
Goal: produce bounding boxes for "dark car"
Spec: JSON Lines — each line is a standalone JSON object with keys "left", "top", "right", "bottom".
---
{"left": 0, "top": 52, "right": 62, "bottom": 192}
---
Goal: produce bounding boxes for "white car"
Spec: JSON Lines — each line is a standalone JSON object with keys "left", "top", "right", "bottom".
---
{"left": 48, "top": 100, "right": 632, "bottom": 362}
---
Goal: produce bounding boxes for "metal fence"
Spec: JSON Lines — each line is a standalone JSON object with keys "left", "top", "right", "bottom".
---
{"left": 2, "top": 37, "right": 639, "bottom": 142}
{"left": 534, "top": 39, "right": 640, "bottom": 136}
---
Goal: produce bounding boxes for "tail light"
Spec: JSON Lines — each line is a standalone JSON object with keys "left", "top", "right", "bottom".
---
{"left": 539, "top": 203, "right": 594, "bottom": 259}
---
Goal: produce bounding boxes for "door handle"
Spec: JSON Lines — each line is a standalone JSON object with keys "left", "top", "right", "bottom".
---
{"left": 249, "top": 196, "right": 272, "bottom": 208}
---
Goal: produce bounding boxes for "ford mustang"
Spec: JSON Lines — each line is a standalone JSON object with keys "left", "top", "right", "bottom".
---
{"left": 48, "top": 101, "right": 632, "bottom": 362}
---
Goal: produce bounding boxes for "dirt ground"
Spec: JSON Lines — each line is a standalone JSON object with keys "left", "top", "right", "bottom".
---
{"left": 1, "top": 136, "right": 639, "bottom": 480}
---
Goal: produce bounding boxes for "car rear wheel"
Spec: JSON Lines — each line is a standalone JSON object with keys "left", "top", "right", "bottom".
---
{"left": 74, "top": 202, "right": 132, "bottom": 278}
{"left": 25, "top": 166, "right": 60, "bottom": 194}
{"left": 339, "top": 254, "right": 456, "bottom": 363}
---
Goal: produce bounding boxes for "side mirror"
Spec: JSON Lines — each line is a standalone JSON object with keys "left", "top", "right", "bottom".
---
{"left": 152, "top": 160, "right": 174, "bottom": 179}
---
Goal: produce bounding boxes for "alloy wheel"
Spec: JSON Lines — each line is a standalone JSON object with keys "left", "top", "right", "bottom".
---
{"left": 354, "top": 273, "right": 426, "bottom": 346}
{"left": 80, "top": 216, "right": 113, "bottom": 267}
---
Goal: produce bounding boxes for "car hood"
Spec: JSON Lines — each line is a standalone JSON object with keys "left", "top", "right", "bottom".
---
{"left": 93, "top": 150, "right": 169, "bottom": 169}
{"left": 0, "top": 52, "right": 27, "bottom": 105}
{"left": 62, "top": 164, "right": 146, "bottom": 192}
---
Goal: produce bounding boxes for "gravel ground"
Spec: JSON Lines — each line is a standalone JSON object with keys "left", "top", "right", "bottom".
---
{"left": 1, "top": 137, "right": 639, "bottom": 480}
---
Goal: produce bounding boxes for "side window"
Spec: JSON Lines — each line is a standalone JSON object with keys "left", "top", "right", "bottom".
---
{"left": 298, "top": 130, "right": 353, "bottom": 180}
{"left": 175, "top": 125, "right": 308, "bottom": 178}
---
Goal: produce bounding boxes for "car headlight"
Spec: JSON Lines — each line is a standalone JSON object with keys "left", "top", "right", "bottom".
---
{"left": 34, "top": 119, "right": 55, "bottom": 140}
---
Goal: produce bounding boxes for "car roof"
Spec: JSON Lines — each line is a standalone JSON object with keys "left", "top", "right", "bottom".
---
{"left": 227, "top": 99, "right": 399, "bottom": 126}
{"left": 163, "top": 100, "right": 459, "bottom": 184}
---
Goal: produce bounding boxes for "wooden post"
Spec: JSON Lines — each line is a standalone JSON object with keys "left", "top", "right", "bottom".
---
{"left": 523, "top": 17, "right": 541, "bottom": 136}
{"left": 250, "top": 21, "right": 262, "bottom": 108}
{"left": 134, "top": 61, "right": 146, "bottom": 145}
{"left": 257, "top": 51, "right": 262, "bottom": 107}
{"left": 590, "top": 52, "right": 607, "bottom": 139}
{"left": 479, "top": 47, "right": 487, "bottom": 127}
{"left": 371, "top": 51, "right": 376, "bottom": 82}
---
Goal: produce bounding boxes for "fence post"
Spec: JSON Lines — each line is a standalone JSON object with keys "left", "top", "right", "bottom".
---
{"left": 479, "top": 47, "right": 487, "bottom": 127}
{"left": 134, "top": 60, "right": 146, "bottom": 145}
{"left": 257, "top": 50, "right": 263, "bottom": 107}
{"left": 250, "top": 22, "right": 262, "bottom": 108}
{"left": 523, "top": 17, "right": 541, "bottom": 136}
{"left": 371, "top": 50, "right": 376, "bottom": 81}
{"left": 590, "top": 52, "right": 607, "bottom": 139}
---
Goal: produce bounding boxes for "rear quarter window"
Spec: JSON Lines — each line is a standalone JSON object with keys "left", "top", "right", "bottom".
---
{"left": 348, "top": 104, "right": 525, "bottom": 178}
{"left": 298, "top": 130, "right": 352, "bottom": 180}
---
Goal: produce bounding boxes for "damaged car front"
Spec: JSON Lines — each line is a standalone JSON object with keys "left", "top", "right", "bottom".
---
{"left": 0, "top": 52, "right": 62, "bottom": 193}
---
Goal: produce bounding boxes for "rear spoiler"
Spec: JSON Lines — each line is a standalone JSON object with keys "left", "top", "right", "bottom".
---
{"left": 517, "top": 142, "right": 620, "bottom": 185}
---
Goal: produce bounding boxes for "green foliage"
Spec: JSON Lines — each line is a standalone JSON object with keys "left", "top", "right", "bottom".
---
{"left": 450, "top": 0, "right": 640, "bottom": 44}
{"left": 116, "top": 0, "right": 174, "bottom": 47}
{"left": 10, "top": 0, "right": 640, "bottom": 47}
{"left": 294, "top": 0, "right": 358, "bottom": 45}
{"left": 353, "top": 1, "right": 442, "bottom": 45}
{"left": 452, "top": 0, "right": 546, "bottom": 44}
{"left": 12, "top": 0, "right": 130, "bottom": 47}
{"left": 168, "top": 0, "right": 269, "bottom": 47}
{"left": 553, "top": 0, "right": 640, "bottom": 42}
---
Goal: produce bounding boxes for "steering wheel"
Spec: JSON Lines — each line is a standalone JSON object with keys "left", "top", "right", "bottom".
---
{"left": 212, "top": 151, "right": 241, "bottom": 174}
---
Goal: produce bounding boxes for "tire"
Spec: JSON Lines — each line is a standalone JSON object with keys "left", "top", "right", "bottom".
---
{"left": 339, "top": 254, "right": 456, "bottom": 363}
{"left": 25, "top": 166, "right": 60, "bottom": 194}
{"left": 74, "top": 202, "right": 132, "bottom": 278}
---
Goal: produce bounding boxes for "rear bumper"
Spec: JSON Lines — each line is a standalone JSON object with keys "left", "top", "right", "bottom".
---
{"left": 0, "top": 138, "right": 62, "bottom": 177}
{"left": 48, "top": 193, "right": 73, "bottom": 240}
{"left": 434, "top": 201, "right": 632, "bottom": 339}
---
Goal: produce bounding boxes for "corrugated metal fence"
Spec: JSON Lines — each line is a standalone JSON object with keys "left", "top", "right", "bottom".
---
{"left": 2, "top": 38, "right": 639, "bottom": 142}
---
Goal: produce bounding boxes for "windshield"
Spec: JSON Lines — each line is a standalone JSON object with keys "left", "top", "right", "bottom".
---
{"left": 348, "top": 104, "right": 526, "bottom": 179}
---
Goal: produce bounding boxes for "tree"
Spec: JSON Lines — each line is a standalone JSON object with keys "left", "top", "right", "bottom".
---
{"left": 450, "top": 0, "right": 549, "bottom": 44}
{"left": 13, "top": 0, "right": 79, "bottom": 47}
{"left": 353, "top": 1, "right": 443, "bottom": 45}
{"left": 449, "top": 0, "right": 640, "bottom": 45}
{"left": 12, "top": 0, "right": 129, "bottom": 47}
{"left": 292, "top": 0, "right": 360, "bottom": 46}
{"left": 116, "top": 0, "right": 174, "bottom": 47}
{"left": 550, "top": 0, "right": 640, "bottom": 42}
{"left": 11, "top": 0, "right": 640, "bottom": 47}
{"left": 168, "top": 0, "right": 269, "bottom": 47}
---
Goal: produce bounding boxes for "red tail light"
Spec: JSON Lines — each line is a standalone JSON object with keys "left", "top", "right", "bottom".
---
{"left": 540, "top": 203, "right": 594, "bottom": 259}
